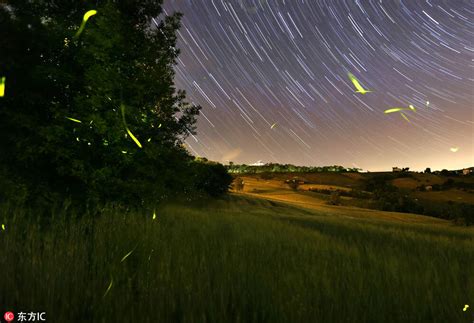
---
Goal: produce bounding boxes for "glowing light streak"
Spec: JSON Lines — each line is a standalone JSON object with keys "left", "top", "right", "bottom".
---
{"left": 400, "top": 113, "right": 410, "bottom": 123}
{"left": 65, "top": 117, "right": 82, "bottom": 123}
{"left": 120, "top": 104, "right": 142, "bottom": 148}
{"left": 120, "top": 248, "right": 136, "bottom": 263}
{"left": 103, "top": 277, "right": 113, "bottom": 298}
{"left": 384, "top": 108, "right": 407, "bottom": 114}
{"left": 74, "top": 10, "right": 97, "bottom": 38}
{"left": 348, "top": 72, "right": 372, "bottom": 94}
{"left": 0, "top": 77, "right": 5, "bottom": 97}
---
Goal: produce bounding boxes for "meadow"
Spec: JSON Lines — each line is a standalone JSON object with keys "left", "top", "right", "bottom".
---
{"left": 1, "top": 195, "right": 473, "bottom": 322}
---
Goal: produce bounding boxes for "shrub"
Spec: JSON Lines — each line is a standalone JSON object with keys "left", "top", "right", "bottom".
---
{"left": 192, "top": 162, "right": 233, "bottom": 197}
{"left": 327, "top": 192, "right": 341, "bottom": 205}
{"left": 286, "top": 179, "right": 300, "bottom": 191}
{"left": 260, "top": 173, "right": 274, "bottom": 180}
{"left": 233, "top": 178, "right": 245, "bottom": 192}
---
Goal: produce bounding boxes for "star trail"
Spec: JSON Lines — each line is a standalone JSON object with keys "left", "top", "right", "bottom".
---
{"left": 163, "top": 0, "right": 473, "bottom": 171}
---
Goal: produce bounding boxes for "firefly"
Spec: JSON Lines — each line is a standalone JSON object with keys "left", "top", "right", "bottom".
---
{"left": 120, "top": 249, "right": 135, "bottom": 263}
{"left": 348, "top": 72, "right": 372, "bottom": 94}
{"left": 450, "top": 147, "right": 459, "bottom": 153}
{"left": 103, "top": 277, "right": 113, "bottom": 298}
{"left": 65, "top": 117, "right": 82, "bottom": 123}
{"left": 271, "top": 123, "right": 277, "bottom": 129}
{"left": 0, "top": 76, "right": 5, "bottom": 97}
{"left": 384, "top": 107, "right": 407, "bottom": 114}
{"left": 121, "top": 104, "right": 142, "bottom": 148}
{"left": 74, "top": 10, "right": 97, "bottom": 38}
{"left": 400, "top": 113, "right": 410, "bottom": 123}
{"left": 384, "top": 105, "right": 415, "bottom": 123}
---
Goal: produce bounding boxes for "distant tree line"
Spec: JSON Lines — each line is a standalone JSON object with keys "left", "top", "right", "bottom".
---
{"left": 362, "top": 174, "right": 474, "bottom": 226}
{"left": 227, "top": 163, "right": 361, "bottom": 174}
{"left": 300, "top": 172, "right": 473, "bottom": 226}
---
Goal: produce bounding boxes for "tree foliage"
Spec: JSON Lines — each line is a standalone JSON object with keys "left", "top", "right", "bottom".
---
{"left": 0, "top": 1, "right": 228, "bottom": 208}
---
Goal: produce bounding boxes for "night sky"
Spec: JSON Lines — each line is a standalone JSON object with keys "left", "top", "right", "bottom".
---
{"left": 163, "top": 0, "right": 473, "bottom": 171}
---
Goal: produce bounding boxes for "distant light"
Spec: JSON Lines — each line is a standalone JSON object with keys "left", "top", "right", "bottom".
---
{"left": 450, "top": 147, "right": 459, "bottom": 153}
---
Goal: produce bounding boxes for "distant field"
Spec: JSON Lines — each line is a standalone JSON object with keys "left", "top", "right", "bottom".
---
{"left": 255, "top": 172, "right": 366, "bottom": 189}
{"left": 238, "top": 172, "right": 474, "bottom": 208}
{"left": 414, "top": 189, "right": 474, "bottom": 204}
{"left": 236, "top": 176, "right": 458, "bottom": 224}
{"left": 1, "top": 195, "right": 472, "bottom": 322}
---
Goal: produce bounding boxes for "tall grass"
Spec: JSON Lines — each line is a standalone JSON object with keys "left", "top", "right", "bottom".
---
{"left": 0, "top": 196, "right": 473, "bottom": 322}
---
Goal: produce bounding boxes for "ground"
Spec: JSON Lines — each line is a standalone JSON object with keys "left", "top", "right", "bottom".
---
{"left": 0, "top": 182, "right": 472, "bottom": 322}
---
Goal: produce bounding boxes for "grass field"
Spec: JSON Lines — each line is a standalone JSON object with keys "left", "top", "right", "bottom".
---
{"left": 1, "top": 195, "right": 473, "bottom": 322}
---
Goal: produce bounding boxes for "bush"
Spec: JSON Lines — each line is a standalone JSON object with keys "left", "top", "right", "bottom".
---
{"left": 233, "top": 177, "right": 245, "bottom": 192}
{"left": 260, "top": 173, "right": 274, "bottom": 180}
{"left": 327, "top": 192, "right": 341, "bottom": 205}
{"left": 286, "top": 179, "right": 300, "bottom": 191}
{"left": 191, "top": 162, "right": 233, "bottom": 197}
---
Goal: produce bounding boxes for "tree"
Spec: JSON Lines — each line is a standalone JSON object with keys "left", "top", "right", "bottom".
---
{"left": 440, "top": 169, "right": 450, "bottom": 176}
{"left": 192, "top": 161, "right": 233, "bottom": 197}
{"left": 286, "top": 178, "right": 300, "bottom": 191}
{"left": 0, "top": 1, "right": 205, "bottom": 208}
{"left": 424, "top": 168, "right": 431, "bottom": 174}
{"left": 233, "top": 177, "right": 245, "bottom": 192}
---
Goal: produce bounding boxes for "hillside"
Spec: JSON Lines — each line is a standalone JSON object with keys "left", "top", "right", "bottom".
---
{"left": 232, "top": 172, "right": 474, "bottom": 224}
{"left": 0, "top": 196, "right": 472, "bottom": 322}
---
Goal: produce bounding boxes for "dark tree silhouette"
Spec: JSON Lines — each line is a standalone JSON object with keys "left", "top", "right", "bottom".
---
{"left": 0, "top": 1, "right": 231, "bottom": 208}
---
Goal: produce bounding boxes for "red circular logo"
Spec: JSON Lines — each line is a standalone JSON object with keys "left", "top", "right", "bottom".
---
{"left": 4, "top": 312, "right": 14, "bottom": 322}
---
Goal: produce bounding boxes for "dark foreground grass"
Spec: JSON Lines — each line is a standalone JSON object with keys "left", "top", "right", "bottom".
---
{"left": 0, "top": 195, "right": 473, "bottom": 322}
